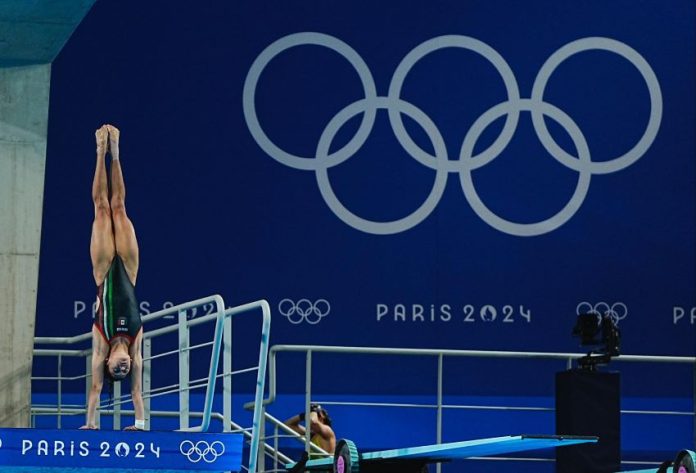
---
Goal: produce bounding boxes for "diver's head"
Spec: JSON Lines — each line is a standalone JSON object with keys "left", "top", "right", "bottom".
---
{"left": 106, "top": 347, "right": 131, "bottom": 380}
{"left": 310, "top": 404, "right": 332, "bottom": 427}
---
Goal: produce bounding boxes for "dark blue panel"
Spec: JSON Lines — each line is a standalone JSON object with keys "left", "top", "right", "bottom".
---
{"left": 38, "top": 0, "right": 695, "bottom": 402}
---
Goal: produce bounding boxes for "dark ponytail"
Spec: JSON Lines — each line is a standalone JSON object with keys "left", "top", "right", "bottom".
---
{"left": 103, "top": 362, "right": 115, "bottom": 408}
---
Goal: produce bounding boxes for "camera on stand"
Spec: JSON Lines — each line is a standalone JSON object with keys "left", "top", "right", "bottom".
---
{"left": 572, "top": 312, "right": 621, "bottom": 371}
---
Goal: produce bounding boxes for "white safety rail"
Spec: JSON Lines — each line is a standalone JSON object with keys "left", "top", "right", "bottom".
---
{"left": 251, "top": 345, "right": 695, "bottom": 472}
{"left": 31, "top": 295, "right": 272, "bottom": 473}
{"left": 244, "top": 411, "right": 331, "bottom": 473}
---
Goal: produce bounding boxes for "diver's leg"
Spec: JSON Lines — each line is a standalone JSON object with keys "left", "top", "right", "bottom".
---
{"left": 90, "top": 125, "right": 115, "bottom": 285}
{"left": 107, "top": 125, "right": 140, "bottom": 285}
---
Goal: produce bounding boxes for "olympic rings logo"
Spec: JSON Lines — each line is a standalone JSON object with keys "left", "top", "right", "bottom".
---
{"left": 576, "top": 301, "right": 628, "bottom": 325}
{"left": 243, "top": 33, "right": 662, "bottom": 236}
{"left": 179, "top": 440, "right": 225, "bottom": 463}
{"left": 279, "top": 298, "right": 331, "bottom": 325}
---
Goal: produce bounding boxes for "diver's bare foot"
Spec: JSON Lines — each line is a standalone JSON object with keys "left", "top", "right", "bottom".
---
{"left": 79, "top": 424, "right": 98, "bottom": 430}
{"left": 95, "top": 125, "right": 108, "bottom": 157}
{"left": 106, "top": 124, "right": 120, "bottom": 160}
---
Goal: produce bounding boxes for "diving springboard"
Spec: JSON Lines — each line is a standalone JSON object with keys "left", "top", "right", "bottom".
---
{"left": 288, "top": 434, "right": 598, "bottom": 472}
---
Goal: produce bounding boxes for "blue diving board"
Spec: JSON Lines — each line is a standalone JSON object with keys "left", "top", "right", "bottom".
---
{"left": 289, "top": 434, "right": 597, "bottom": 471}
{"left": 0, "top": 428, "right": 243, "bottom": 472}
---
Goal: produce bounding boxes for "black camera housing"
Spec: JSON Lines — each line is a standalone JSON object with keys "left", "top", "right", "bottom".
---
{"left": 572, "top": 313, "right": 621, "bottom": 370}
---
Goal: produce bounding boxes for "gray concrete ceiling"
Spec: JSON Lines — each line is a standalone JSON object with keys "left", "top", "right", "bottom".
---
{"left": 0, "top": 0, "right": 96, "bottom": 67}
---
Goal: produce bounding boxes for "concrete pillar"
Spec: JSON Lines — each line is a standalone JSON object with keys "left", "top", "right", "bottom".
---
{"left": 0, "top": 64, "right": 50, "bottom": 427}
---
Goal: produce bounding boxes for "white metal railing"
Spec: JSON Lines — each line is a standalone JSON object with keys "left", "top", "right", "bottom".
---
{"left": 253, "top": 345, "right": 695, "bottom": 471}
{"left": 31, "top": 295, "right": 272, "bottom": 473}
{"left": 32, "top": 330, "right": 694, "bottom": 471}
{"left": 231, "top": 410, "right": 329, "bottom": 473}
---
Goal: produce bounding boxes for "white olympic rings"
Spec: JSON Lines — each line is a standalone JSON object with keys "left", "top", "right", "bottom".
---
{"left": 576, "top": 301, "right": 628, "bottom": 325}
{"left": 243, "top": 33, "right": 662, "bottom": 236}
{"left": 179, "top": 440, "right": 225, "bottom": 463}
{"left": 279, "top": 298, "right": 331, "bottom": 325}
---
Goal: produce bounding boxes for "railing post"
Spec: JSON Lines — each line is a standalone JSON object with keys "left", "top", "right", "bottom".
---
{"left": 305, "top": 350, "right": 312, "bottom": 455}
{"left": 57, "top": 354, "right": 62, "bottom": 429}
{"left": 144, "top": 338, "right": 152, "bottom": 430}
{"left": 248, "top": 300, "right": 272, "bottom": 473}
{"left": 178, "top": 309, "right": 190, "bottom": 430}
{"left": 114, "top": 379, "right": 121, "bottom": 430}
{"left": 436, "top": 353, "right": 443, "bottom": 473}
{"left": 224, "top": 313, "right": 232, "bottom": 432}
{"left": 258, "top": 413, "right": 266, "bottom": 473}
{"left": 274, "top": 423, "right": 279, "bottom": 473}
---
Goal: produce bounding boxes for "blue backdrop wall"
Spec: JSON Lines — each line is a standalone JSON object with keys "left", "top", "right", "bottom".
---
{"left": 36, "top": 0, "right": 694, "bottom": 405}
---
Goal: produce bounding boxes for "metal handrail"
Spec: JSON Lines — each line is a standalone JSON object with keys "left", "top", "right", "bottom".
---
{"left": 33, "top": 295, "right": 226, "bottom": 345}
{"left": 232, "top": 300, "right": 272, "bottom": 473}
{"left": 264, "top": 344, "right": 695, "bottom": 406}
{"left": 33, "top": 294, "right": 226, "bottom": 432}
{"left": 257, "top": 344, "right": 695, "bottom": 470}
{"left": 31, "top": 295, "right": 273, "bottom": 473}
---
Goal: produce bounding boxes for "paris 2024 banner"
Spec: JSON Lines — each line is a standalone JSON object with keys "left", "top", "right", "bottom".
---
{"left": 38, "top": 0, "right": 694, "bottom": 396}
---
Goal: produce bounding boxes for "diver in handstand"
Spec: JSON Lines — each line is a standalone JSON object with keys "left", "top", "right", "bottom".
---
{"left": 81, "top": 124, "right": 144, "bottom": 431}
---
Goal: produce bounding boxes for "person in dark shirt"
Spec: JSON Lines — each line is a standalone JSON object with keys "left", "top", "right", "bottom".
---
{"left": 81, "top": 124, "right": 144, "bottom": 431}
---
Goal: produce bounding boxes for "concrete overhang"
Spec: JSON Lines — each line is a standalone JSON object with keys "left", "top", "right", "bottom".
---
{"left": 0, "top": 0, "right": 96, "bottom": 67}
